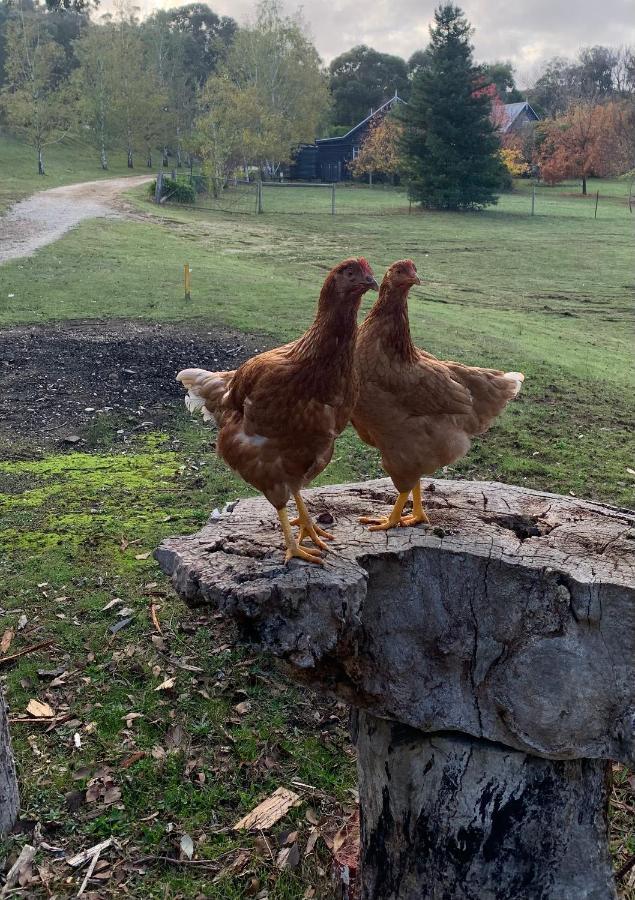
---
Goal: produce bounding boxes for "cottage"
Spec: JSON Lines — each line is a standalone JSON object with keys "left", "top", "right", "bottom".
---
{"left": 290, "top": 93, "right": 405, "bottom": 182}
{"left": 501, "top": 100, "right": 540, "bottom": 133}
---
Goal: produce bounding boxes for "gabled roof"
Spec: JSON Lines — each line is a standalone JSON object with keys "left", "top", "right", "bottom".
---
{"left": 316, "top": 94, "right": 406, "bottom": 145}
{"left": 502, "top": 101, "right": 539, "bottom": 132}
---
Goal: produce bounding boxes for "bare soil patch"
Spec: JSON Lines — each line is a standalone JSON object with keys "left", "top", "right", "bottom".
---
{"left": 0, "top": 319, "right": 269, "bottom": 454}
{"left": 0, "top": 176, "right": 152, "bottom": 264}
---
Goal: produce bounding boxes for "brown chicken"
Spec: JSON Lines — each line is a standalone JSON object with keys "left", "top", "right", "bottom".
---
{"left": 352, "top": 259, "right": 524, "bottom": 529}
{"left": 177, "top": 258, "right": 378, "bottom": 563}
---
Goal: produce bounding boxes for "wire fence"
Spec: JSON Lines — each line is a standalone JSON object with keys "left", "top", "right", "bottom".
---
{"left": 154, "top": 171, "right": 633, "bottom": 220}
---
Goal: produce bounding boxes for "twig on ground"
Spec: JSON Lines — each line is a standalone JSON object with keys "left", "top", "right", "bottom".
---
{"left": 0, "top": 639, "right": 54, "bottom": 668}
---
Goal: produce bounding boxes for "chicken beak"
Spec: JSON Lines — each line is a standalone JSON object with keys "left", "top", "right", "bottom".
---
{"left": 413, "top": 275, "right": 422, "bottom": 285}
{"left": 366, "top": 276, "right": 379, "bottom": 291}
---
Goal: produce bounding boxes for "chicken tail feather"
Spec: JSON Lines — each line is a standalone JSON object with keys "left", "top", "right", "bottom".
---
{"left": 503, "top": 371, "right": 525, "bottom": 397}
{"left": 176, "top": 367, "right": 234, "bottom": 424}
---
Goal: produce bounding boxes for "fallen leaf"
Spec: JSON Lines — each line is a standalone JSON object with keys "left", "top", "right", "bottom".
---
{"left": 151, "top": 745, "right": 166, "bottom": 760}
{"left": 17, "top": 614, "right": 28, "bottom": 630}
{"left": 332, "top": 808, "right": 360, "bottom": 875}
{"left": 122, "top": 712, "right": 143, "bottom": 728}
{"left": 276, "top": 844, "right": 300, "bottom": 870}
{"left": 233, "top": 700, "right": 251, "bottom": 716}
{"left": 212, "top": 850, "right": 250, "bottom": 883}
{"left": 102, "top": 598, "right": 124, "bottom": 611}
{"left": 26, "top": 699, "right": 55, "bottom": 718}
{"left": 304, "top": 826, "right": 319, "bottom": 856}
{"left": 305, "top": 808, "right": 319, "bottom": 825}
{"left": 233, "top": 786, "right": 302, "bottom": 831}
{"left": 154, "top": 677, "right": 176, "bottom": 692}
{"left": 135, "top": 552, "right": 151, "bottom": 561}
{"left": 121, "top": 751, "right": 147, "bottom": 769}
{"left": 179, "top": 834, "right": 194, "bottom": 860}
{"left": 165, "top": 723, "right": 185, "bottom": 749}
{"left": 73, "top": 733, "right": 82, "bottom": 750}
{"left": 0, "top": 628, "right": 14, "bottom": 654}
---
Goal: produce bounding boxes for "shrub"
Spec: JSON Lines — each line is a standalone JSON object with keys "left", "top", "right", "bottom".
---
{"left": 148, "top": 176, "right": 195, "bottom": 204}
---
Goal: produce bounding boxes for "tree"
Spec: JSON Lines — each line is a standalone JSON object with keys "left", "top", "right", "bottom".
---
{"left": 407, "top": 48, "right": 432, "bottom": 81}
{"left": 348, "top": 115, "right": 402, "bottom": 184}
{"left": 482, "top": 61, "right": 523, "bottom": 102}
{"left": 539, "top": 101, "right": 635, "bottom": 194}
{"left": 108, "top": 5, "right": 167, "bottom": 168}
{"left": 162, "top": 3, "right": 236, "bottom": 87}
{"left": 329, "top": 45, "right": 410, "bottom": 126}
{"left": 1, "top": 1, "right": 73, "bottom": 173}
{"left": 399, "top": 3, "right": 504, "bottom": 210}
{"left": 72, "top": 23, "right": 117, "bottom": 168}
{"left": 210, "top": 0, "right": 330, "bottom": 175}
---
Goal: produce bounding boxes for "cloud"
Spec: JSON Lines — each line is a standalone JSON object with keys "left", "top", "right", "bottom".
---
{"left": 106, "top": 0, "right": 635, "bottom": 72}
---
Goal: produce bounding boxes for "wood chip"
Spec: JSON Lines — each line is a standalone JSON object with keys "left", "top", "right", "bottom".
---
{"left": 150, "top": 603, "right": 162, "bottom": 634}
{"left": 233, "top": 786, "right": 301, "bottom": 831}
{"left": 26, "top": 698, "right": 55, "bottom": 718}
{"left": 154, "top": 676, "right": 176, "bottom": 692}
{"left": 67, "top": 838, "right": 113, "bottom": 869}
{"left": 0, "top": 628, "right": 14, "bottom": 653}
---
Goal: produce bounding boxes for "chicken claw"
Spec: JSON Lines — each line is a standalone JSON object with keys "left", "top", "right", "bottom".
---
{"left": 291, "top": 494, "right": 335, "bottom": 551}
{"left": 360, "top": 491, "right": 412, "bottom": 531}
{"left": 277, "top": 507, "right": 324, "bottom": 565}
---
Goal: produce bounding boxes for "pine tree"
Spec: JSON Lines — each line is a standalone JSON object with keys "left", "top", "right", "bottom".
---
{"left": 399, "top": 3, "right": 504, "bottom": 210}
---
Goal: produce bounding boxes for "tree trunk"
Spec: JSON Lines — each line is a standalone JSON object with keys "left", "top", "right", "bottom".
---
{"left": 37, "top": 147, "right": 45, "bottom": 176}
{"left": 127, "top": 147, "right": 133, "bottom": 168}
{"left": 369, "top": 171, "right": 373, "bottom": 187}
{"left": 163, "top": 146, "right": 169, "bottom": 167}
{"left": 147, "top": 150, "right": 152, "bottom": 168}
{"left": 582, "top": 175, "right": 587, "bottom": 195}
{"left": 100, "top": 141, "right": 108, "bottom": 171}
{"left": 354, "top": 711, "right": 617, "bottom": 900}
{"left": 0, "top": 689, "right": 19, "bottom": 836}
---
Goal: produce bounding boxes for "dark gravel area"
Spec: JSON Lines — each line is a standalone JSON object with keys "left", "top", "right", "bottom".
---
{"left": 0, "top": 319, "right": 268, "bottom": 453}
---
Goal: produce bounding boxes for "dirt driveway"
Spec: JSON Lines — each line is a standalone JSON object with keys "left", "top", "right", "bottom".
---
{"left": 0, "top": 175, "right": 152, "bottom": 264}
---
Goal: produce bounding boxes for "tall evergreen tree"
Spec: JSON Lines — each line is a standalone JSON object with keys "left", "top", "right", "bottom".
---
{"left": 400, "top": 3, "right": 504, "bottom": 210}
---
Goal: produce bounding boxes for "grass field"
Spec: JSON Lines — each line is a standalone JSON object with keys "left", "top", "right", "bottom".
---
{"left": 0, "top": 155, "right": 634, "bottom": 898}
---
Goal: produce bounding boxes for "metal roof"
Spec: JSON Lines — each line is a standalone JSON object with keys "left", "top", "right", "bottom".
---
{"left": 316, "top": 94, "right": 406, "bottom": 144}
{"left": 502, "top": 101, "right": 540, "bottom": 132}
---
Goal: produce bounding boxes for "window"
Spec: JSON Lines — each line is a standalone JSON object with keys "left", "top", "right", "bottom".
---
{"left": 352, "top": 146, "right": 360, "bottom": 159}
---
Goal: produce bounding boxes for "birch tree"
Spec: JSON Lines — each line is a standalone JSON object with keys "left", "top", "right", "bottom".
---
{"left": 1, "top": 1, "right": 72, "bottom": 174}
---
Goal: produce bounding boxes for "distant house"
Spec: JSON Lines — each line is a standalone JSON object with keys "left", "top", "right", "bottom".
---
{"left": 288, "top": 97, "right": 539, "bottom": 182}
{"left": 501, "top": 101, "right": 540, "bottom": 134}
{"left": 290, "top": 93, "right": 405, "bottom": 182}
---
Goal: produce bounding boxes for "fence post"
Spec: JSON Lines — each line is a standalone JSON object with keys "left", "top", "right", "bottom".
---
{"left": 331, "top": 183, "right": 335, "bottom": 216}
{"left": 257, "top": 180, "right": 263, "bottom": 215}
{"left": 155, "top": 171, "right": 163, "bottom": 205}
{"left": 183, "top": 264, "right": 191, "bottom": 301}
{"left": 594, "top": 190, "right": 599, "bottom": 219}
{"left": 171, "top": 169, "right": 177, "bottom": 182}
{"left": 531, "top": 183, "right": 535, "bottom": 216}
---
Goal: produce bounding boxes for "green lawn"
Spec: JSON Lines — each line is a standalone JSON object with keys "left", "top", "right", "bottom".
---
{"left": 0, "top": 132, "right": 150, "bottom": 212}
{"left": 0, "top": 160, "right": 633, "bottom": 897}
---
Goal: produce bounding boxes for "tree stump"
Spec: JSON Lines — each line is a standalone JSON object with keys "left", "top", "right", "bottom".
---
{"left": 155, "top": 478, "right": 635, "bottom": 899}
{"left": 0, "top": 687, "right": 19, "bottom": 836}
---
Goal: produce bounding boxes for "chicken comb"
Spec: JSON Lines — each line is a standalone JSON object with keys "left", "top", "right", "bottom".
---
{"left": 358, "top": 257, "right": 372, "bottom": 274}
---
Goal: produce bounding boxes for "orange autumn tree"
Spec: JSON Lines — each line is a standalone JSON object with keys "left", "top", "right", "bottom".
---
{"left": 539, "top": 101, "right": 633, "bottom": 194}
{"left": 348, "top": 115, "right": 402, "bottom": 185}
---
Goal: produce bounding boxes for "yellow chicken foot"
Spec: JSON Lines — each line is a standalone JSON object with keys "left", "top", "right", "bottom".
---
{"left": 360, "top": 491, "right": 412, "bottom": 531}
{"left": 290, "top": 493, "right": 334, "bottom": 551}
{"left": 401, "top": 482, "right": 430, "bottom": 526}
{"left": 277, "top": 507, "right": 323, "bottom": 564}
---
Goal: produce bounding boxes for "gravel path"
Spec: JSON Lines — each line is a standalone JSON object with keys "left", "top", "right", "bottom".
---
{"left": 0, "top": 175, "right": 152, "bottom": 264}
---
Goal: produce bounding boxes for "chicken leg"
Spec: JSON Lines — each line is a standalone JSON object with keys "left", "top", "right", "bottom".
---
{"left": 277, "top": 507, "right": 324, "bottom": 564}
{"left": 360, "top": 491, "right": 411, "bottom": 531}
{"left": 290, "top": 493, "right": 334, "bottom": 551}
{"left": 401, "top": 482, "right": 430, "bottom": 526}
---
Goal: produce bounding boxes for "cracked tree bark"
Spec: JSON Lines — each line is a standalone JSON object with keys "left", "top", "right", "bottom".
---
{"left": 0, "top": 687, "right": 19, "bottom": 836}
{"left": 155, "top": 477, "right": 635, "bottom": 899}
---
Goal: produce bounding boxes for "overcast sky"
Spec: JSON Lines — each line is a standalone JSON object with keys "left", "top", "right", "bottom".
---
{"left": 121, "top": 0, "right": 635, "bottom": 83}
